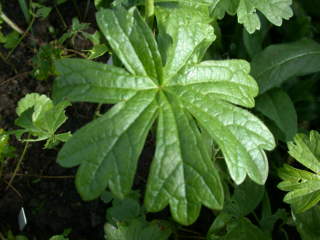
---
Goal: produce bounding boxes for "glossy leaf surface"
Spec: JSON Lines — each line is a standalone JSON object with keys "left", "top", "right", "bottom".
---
{"left": 54, "top": 7, "right": 274, "bottom": 225}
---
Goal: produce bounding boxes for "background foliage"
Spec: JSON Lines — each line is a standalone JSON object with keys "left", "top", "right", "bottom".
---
{"left": 0, "top": 0, "right": 320, "bottom": 239}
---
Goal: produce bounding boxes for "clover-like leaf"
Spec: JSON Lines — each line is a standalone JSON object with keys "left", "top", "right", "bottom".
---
{"left": 278, "top": 131, "right": 320, "bottom": 213}
{"left": 211, "top": 0, "right": 293, "bottom": 33}
{"left": 14, "top": 93, "right": 71, "bottom": 149}
{"left": 53, "top": 6, "right": 274, "bottom": 225}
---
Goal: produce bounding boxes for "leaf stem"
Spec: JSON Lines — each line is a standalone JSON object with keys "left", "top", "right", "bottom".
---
{"left": 6, "top": 16, "right": 35, "bottom": 59}
{"left": 54, "top": 4, "right": 68, "bottom": 29}
{"left": 145, "top": 0, "right": 154, "bottom": 28}
{"left": 0, "top": 50, "right": 17, "bottom": 73}
{"left": 0, "top": 11, "right": 24, "bottom": 34}
{"left": 6, "top": 139, "right": 30, "bottom": 190}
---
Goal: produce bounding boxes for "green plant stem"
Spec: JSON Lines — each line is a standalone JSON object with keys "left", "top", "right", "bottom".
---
{"left": 145, "top": 0, "right": 154, "bottom": 28}
{"left": 65, "top": 48, "right": 88, "bottom": 58}
{"left": 0, "top": 11, "right": 24, "bottom": 34}
{"left": 94, "top": 103, "right": 103, "bottom": 119}
{"left": 54, "top": 4, "right": 67, "bottom": 29}
{"left": 18, "top": 0, "right": 31, "bottom": 23}
{"left": 6, "top": 16, "right": 35, "bottom": 59}
{"left": 72, "top": 0, "right": 82, "bottom": 20}
{"left": 6, "top": 140, "right": 30, "bottom": 190}
{"left": 0, "top": 232, "right": 6, "bottom": 240}
{"left": 84, "top": 0, "right": 90, "bottom": 21}
{"left": 0, "top": 161, "right": 3, "bottom": 179}
{"left": 0, "top": 50, "right": 17, "bottom": 73}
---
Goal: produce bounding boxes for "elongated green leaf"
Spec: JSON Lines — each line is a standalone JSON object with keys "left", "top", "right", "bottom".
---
{"left": 221, "top": 217, "right": 271, "bottom": 240}
{"left": 53, "top": 58, "right": 156, "bottom": 104}
{"left": 224, "top": 179, "right": 264, "bottom": 217}
{"left": 58, "top": 91, "right": 158, "bottom": 200}
{"left": 293, "top": 205, "right": 320, "bottom": 240}
{"left": 278, "top": 164, "right": 320, "bottom": 213}
{"left": 156, "top": 6, "right": 215, "bottom": 80}
{"left": 168, "top": 60, "right": 258, "bottom": 108}
{"left": 255, "top": 88, "right": 297, "bottom": 142}
{"left": 242, "top": 15, "right": 270, "bottom": 58}
{"left": 155, "top": 0, "right": 211, "bottom": 14}
{"left": 96, "top": 7, "right": 162, "bottom": 82}
{"left": 168, "top": 60, "right": 274, "bottom": 185}
{"left": 178, "top": 91, "right": 274, "bottom": 184}
{"left": 145, "top": 92, "right": 223, "bottom": 225}
{"left": 251, "top": 39, "right": 320, "bottom": 94}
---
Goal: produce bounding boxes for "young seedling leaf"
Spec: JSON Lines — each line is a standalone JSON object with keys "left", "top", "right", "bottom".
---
{"left": 278, "top": 131, "right": 320, "bottom": 212}
{"left": 15, "top": 93, "right": 70, "bottom": 149}
{"left": 54, "top": 7, "right": 274, "bottom": 225}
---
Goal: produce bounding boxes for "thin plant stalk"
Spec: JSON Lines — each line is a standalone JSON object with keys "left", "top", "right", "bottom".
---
{"left": 6, "top": 16, "right": 35, "bottom": 59}
{"left": 54, "top": 4, "right": 67, "bottom": 29}
{"left": 145, "top": 0, "right": 154, "bottom": 28}
{"left": 6, "top": 140, "right": 30, "bottom": 190}
{"left": 0, "top": 11, "right": 24, "bottom": 34}
{"left": 72, "top": 0, "right": 82, "bottom": 20}
{"left": 18, "top": 0, "right": 31, "bottom": 23}
{"left": 0, "top": 50, "right": 17, "bottom": 73}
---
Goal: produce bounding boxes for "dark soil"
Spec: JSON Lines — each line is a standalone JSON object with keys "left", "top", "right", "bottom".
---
{"left": 0, "top": 1, "right": 108, "bottom": 239}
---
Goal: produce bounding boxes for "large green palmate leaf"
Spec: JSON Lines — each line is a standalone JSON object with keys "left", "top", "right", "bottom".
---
{"left": 278, "top": 131, "right": 320, "bottom": 213}
{"left": 53, "top": 6, "right": 275, "bottom": 225}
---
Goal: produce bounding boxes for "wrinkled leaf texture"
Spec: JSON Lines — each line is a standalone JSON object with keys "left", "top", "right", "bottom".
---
{"left": 53, "top": 6, "right": 274, "bottom": 225}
